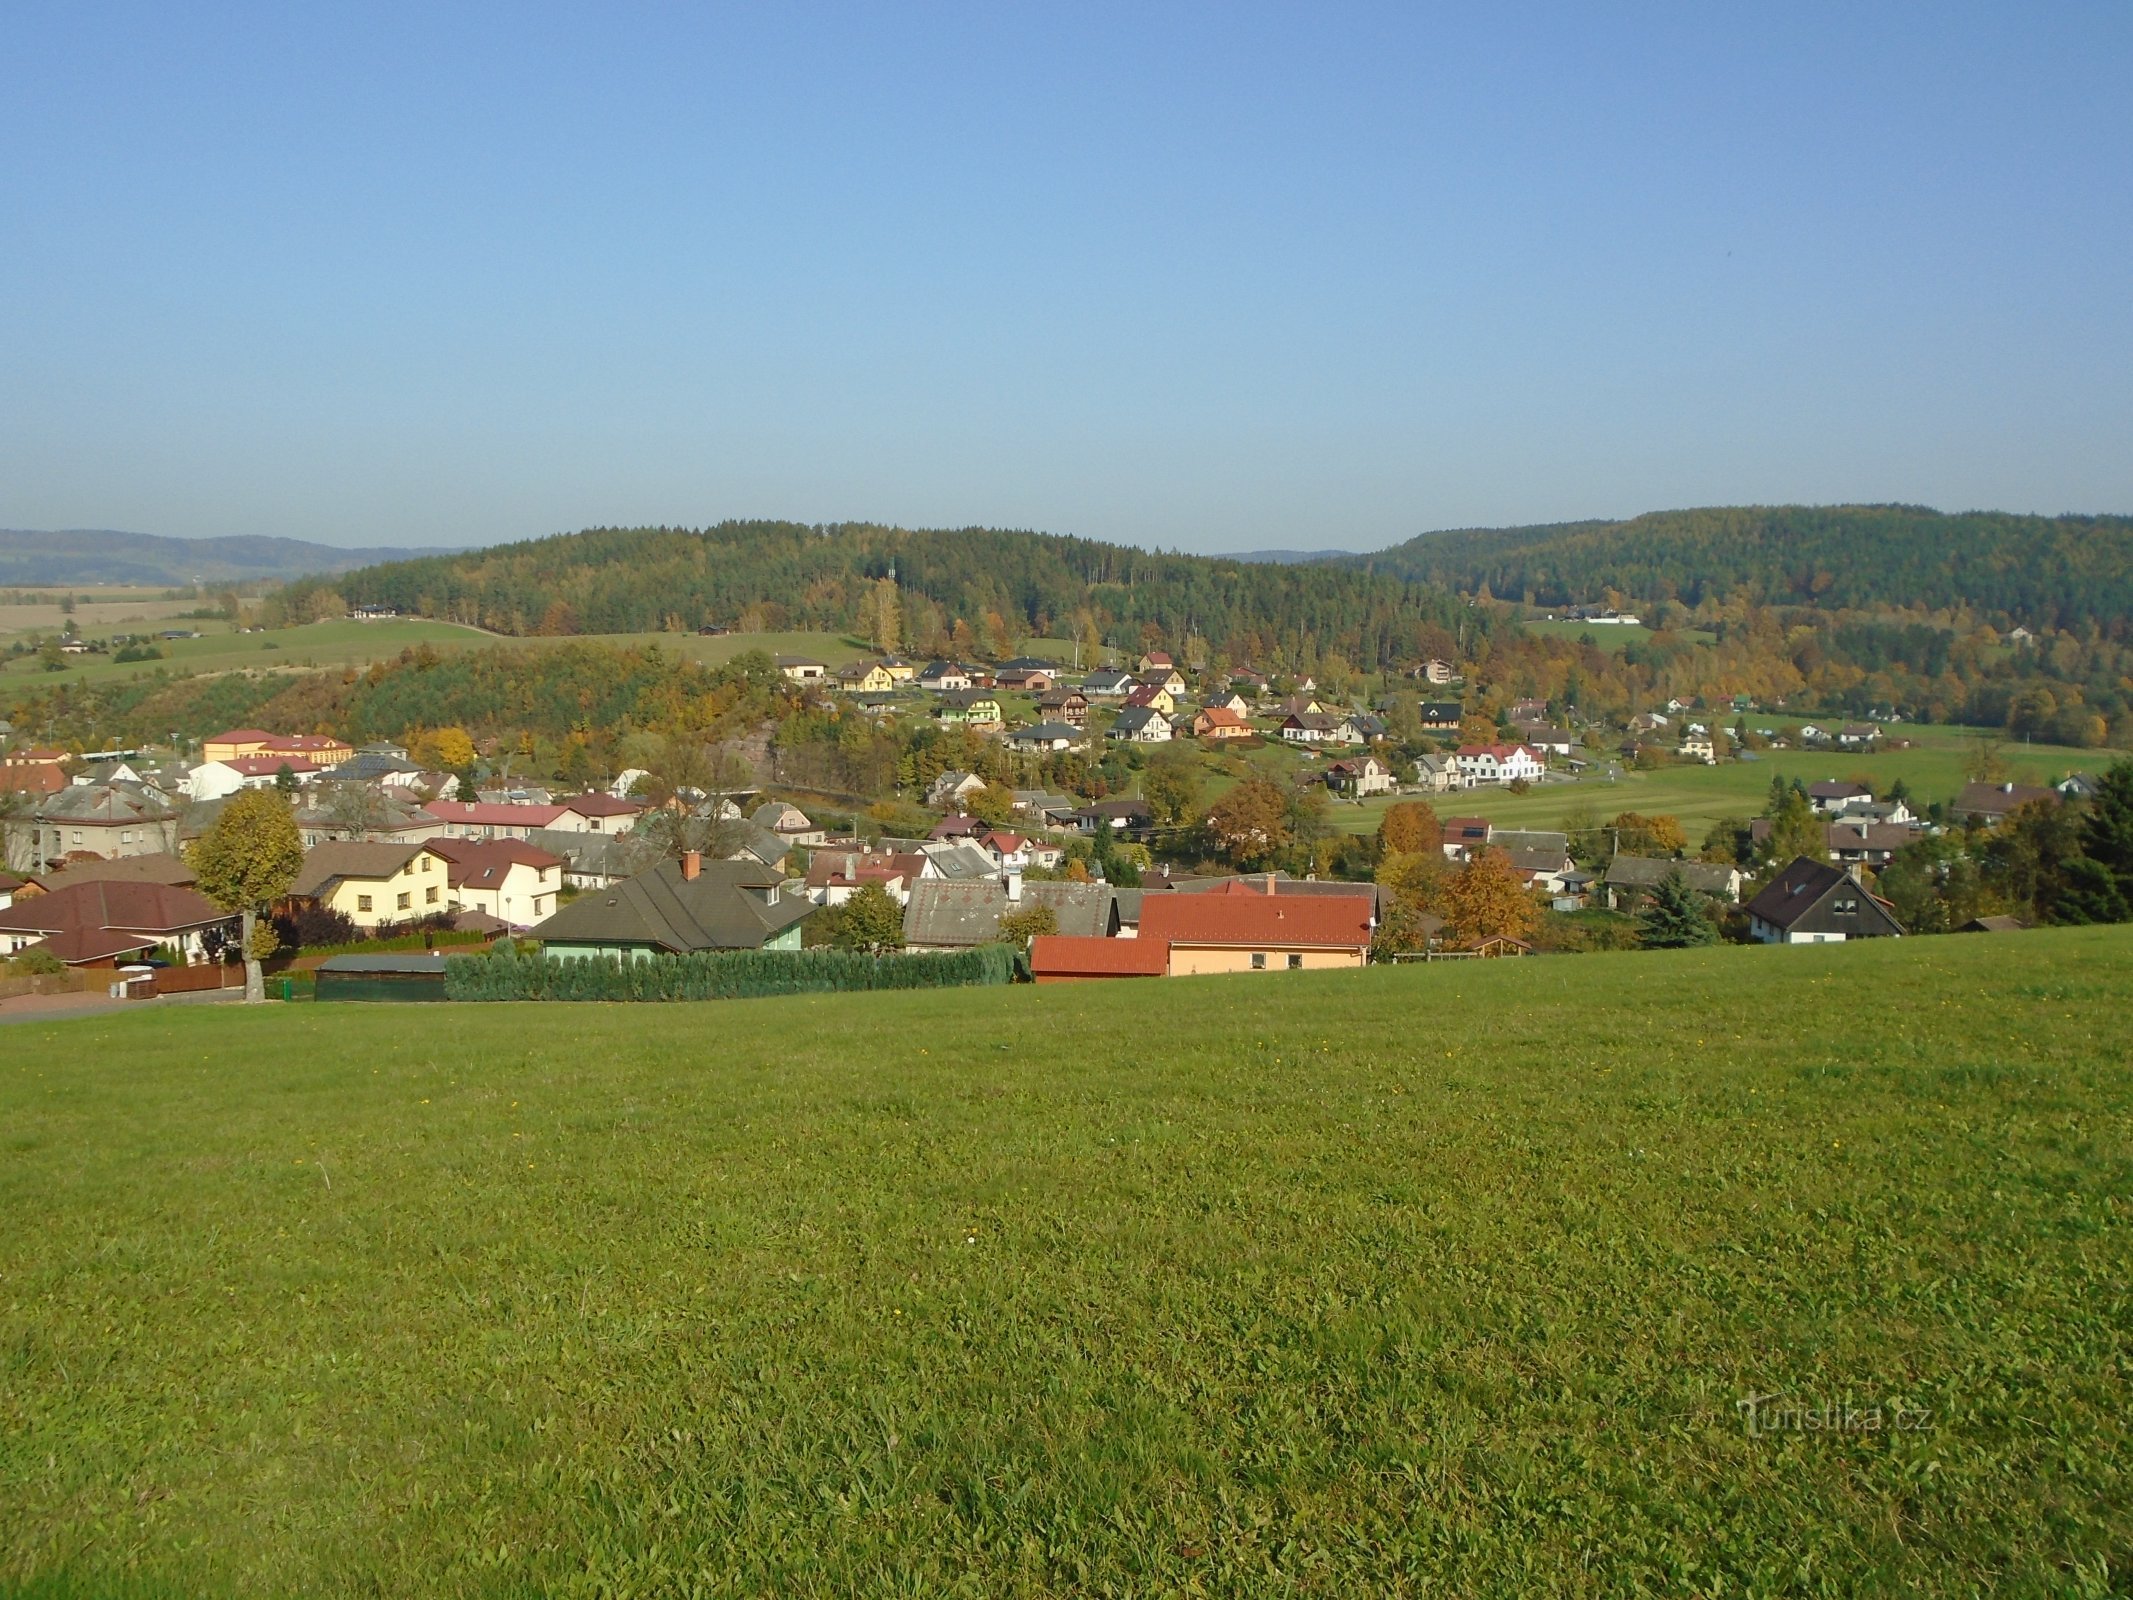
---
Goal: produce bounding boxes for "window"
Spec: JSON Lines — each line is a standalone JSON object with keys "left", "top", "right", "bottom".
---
{"left": 1288, "top": 954, "right": 1304, "bottom": 970}
{"left": 426, "top": 886, "right": 439, "bottom": 904}
{"left": 1251, "top": 953, "right": 1267, "bottom": 970}
{"left": 357, "top": 895, "right": 373, "bottom": 912}
{"left": 397, "top": 892, "right": 412, "bottom": 910}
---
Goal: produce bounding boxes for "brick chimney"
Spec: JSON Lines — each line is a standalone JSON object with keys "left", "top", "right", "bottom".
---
{"left": 681, "top": 850, "right": 700, "bottom": 881}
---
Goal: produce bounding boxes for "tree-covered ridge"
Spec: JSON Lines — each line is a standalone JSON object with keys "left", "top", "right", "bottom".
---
{"left": 294, "top": 521, "right": 1483, "bottom": 670}
{"left": 1351, "top": 505, "right": 2133, "bottom": 630}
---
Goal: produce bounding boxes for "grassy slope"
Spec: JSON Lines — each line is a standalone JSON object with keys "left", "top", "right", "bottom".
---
{"left": 2, "top": 930, "right": 2128, "bottom": 1597}
{"left": 0, "top": 625, "right": 861, "bottom": 702}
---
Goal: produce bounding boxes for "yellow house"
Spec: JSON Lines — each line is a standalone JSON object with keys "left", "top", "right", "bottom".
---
{"left": 1139, "top": 887, "right": 1373, "bottom": 975}
{"left": 1125, "top": 685, "right": 1176, "bottom": 715}
{"left": 288, "top": 841, "right": 450, "bottom": 929}
{"left": 837, "top": 662, "right": 898, "bottom": 693}
{"left": 202, "top": 727, "right": 276, "bottom": 763}
{"left": 879, "top": 657, "right": 917, "bottom": 682}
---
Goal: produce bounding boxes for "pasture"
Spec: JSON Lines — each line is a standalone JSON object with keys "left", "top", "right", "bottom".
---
{"left": 2, "top": 929, "right": 2127, "bottom": 1596}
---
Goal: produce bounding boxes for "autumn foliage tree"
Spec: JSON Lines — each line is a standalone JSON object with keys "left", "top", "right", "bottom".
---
{"left": 1442, "top": 847, "right": 1539, "bottom": 948}
{"left": 1202, "top": 777, "right": 1293, "bottom": 870}
{"left": 1377, "top": 801, "right": 1443, "bottom": 858}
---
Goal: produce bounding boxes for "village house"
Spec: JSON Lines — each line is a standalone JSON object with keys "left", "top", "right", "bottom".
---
{"left": 1418, "top": 701, "right": 1464, "bottom": 733}
{"left": 1411, "top": 753, "right": 1458, "bottom": 793}
{"left": 1279, "top": 712, "right": 1338, "bottom": 744}
{"left": 1806, "top": 780, "right": 1874, "bottom": 816}
{"left": 1122, "top": 683, "right": 1177, "bottom": 715}
{"left": 1136, "top": 651, "right": 1174, "bottom": 676}
{"left": 185, "top": 755, "right": 326, "bottom": 801}
{"left": 1836, "top": 723, "right": 1881, "bottom": 750}
{"left": 0, "top": 878, "right": 234, "bottom": 966}
{"left": 532, "top": 852, "right": 814, "bottom": 956}
{"left": 934, "top": 690, "right": 1004, "bottom": 729}
{"left": 288, "top": 841, "right": 453, "bottom": 930}
{"left": 926, "top": 771, "right": 988, "bottom": 809}
{"left": 1211, "top": 691, "right": 1253, "bottom": 717}
{"left": 1110, "top": 706, "right": 1173, "bottom": 743}
{"left": 835, "top": 661, "right": 898, "bottom": 693}
{"left": 1439, "top": 816, "right": 1493, "bottom": 860}
{"left": 993, "top": 662, "right": 1056, "bottom": 692}
{"left": 1822, "top": 818, "right": 1922, "bottom": 868}
{"left": 1035, "top": 687, "right": 1090, "bottom": 726}
{"left": 1073, "top": 798, "right": 1154, "bottom": 838}
{"left": 1189, "top": 705, "right": 1253, "bottom": 741}
{"left": 522, "top": 829, "right": 668, "bottom": 891}
{"left": 1080, "top": 668, "right": 1137, "bottom": 699}
{"left": 1679, "top": 732, "right": 1717, "bottom": 764}
{"left": 901, "top": 876, "right": 1117, "bottom": 950}
{"left": 749, "top": 800, "right": 824, "bottom": 846}
{"left": 1746, "top": 857, "right": 1905, "bottom": 944}
{"left": 25, "top": 784, "right": 181, "bottom": 870}
{"left": 1953, "top": 780, "right": 2058, "bottom": 827}
{"left": 1601, "top": 856, "right": 1747, "bottom": 911}
{"left": 427, "top": 838, "right": 563, "bottom": 928}
{"left": 775, "top": 655, "right": 828, "bottom": 683}
{"left": 1452, "top": 743, "right": 1547, "bottom": 788}
{"left": 423, "top": 800, "right": 570, "bottom": 840}
{"left": 1031, "top": 881, "right": 1373, "bottom": 979}
{"left": 1513, "top": 724, "right": 1578, "bottom": 757}
{"left": 918, "top": 661, "right": 974, "bottom": 693}
{"left": 1005, "top": 721, "right": 1086, "bottom": 754}
{"left": 1324, "top": 755, "right": 1394, "bottom": 797}
{"left": 804, "top": 847, "right": 931, "bottom": 906}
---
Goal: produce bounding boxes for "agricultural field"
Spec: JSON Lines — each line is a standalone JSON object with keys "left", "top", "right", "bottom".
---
{"left": 2, "top": 929, "right": 2127, "bottom": 1596}
{"left": 0, "top": 586, "right": 207, "bottom": 637}
{"left": 1516, "top": 617, "right": 1717, "bottom": 651}
{"left": 1329, "top": 719, "right": 2120, "bottom": 837}
{"left": 0, "top": 623, "right": 864, "bottom": 698}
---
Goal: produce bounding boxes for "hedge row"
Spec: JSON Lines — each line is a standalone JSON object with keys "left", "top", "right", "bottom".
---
{"left": 444, "top": 943, "right": 1016, "bottom": 1001}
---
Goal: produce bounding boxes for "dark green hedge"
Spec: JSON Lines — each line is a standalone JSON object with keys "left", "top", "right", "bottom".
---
{"left": 445, "top": 943, "right": 1015, "bottom": 1001}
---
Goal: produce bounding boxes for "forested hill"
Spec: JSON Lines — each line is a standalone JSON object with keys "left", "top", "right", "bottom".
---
{"left": 0, "top": 528, "right": 446, "bottom": 586}
{"left": 304, "top": 522, "right": 1484, "bottom": 668}
{"left": 1344, "top": 505, "right": 2133, "bottom": 629}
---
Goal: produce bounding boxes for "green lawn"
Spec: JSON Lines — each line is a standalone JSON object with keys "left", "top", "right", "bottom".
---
{"left": 1334, "top": 720, "right": 2120, "bottom": 836}
{"left": 3, "top": 929, "right": 2128, "bottom": 1596}
{"left": 1517, "top": 618, "right": 1717, "bottom": 651}
{"left": 0, "top": 617, "right": 487, "bottom": 690}
{"left": 0, "top": 624, "right": 866, "bottom": 698}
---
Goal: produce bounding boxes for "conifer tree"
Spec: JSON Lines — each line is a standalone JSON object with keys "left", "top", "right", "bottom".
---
{"left": 1637, "top": 867, "right": 1717, "bottom": 948}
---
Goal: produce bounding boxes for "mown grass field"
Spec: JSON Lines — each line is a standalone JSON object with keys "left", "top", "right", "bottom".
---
{"left": 1329, "top": 719, "right": 2119, "bottom": 836}
{"left": 0, "top": 623, "right": 863, "bottom": 699}
{"left": 3, "top": 930, "right": 2128, "bottom": 1596}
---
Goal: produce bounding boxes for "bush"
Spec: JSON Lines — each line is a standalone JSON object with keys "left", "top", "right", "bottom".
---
{"left": 271, "top": 903, "right": 359, "bottom": 950}
{"left": 7, "top": 948, "right": 67, "bottom": 976}
{"left": 447, "top": 943, "right": 1017, "bottom": 1001}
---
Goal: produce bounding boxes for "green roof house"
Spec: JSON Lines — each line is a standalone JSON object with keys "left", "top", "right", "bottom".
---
{"left": 528, "top": 851, "right": 813, "bottom": 958}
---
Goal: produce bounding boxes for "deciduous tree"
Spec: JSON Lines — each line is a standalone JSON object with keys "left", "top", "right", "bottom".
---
{"left": 187, "top": 788, "right": 304, "bottom": 1003}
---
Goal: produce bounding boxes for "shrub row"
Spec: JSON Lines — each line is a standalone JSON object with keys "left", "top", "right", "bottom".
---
{"left": 445, "top": 943, "right": 1016, "bottom": 1001}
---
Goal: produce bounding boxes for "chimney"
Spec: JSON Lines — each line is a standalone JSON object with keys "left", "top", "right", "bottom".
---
{"left": 1005, "top": 867, "right": 1023, "bottom": 901}
{"left": 1265, "top": 876, "right": 1275, "bottom": 895}
{"left": 681, "top": 849, "right": 701, "bottom": 881}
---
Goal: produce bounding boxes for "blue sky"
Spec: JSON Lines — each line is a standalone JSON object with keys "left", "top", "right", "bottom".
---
{"left": 4, "top": 3, "right": 2128, "bottom": 553}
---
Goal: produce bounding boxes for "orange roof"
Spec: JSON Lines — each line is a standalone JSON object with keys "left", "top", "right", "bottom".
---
{"left": 1139, "top": 890, "right": 1371, "bottom": 949}
{"left": 1195, "top": 706, "right": 1250, "bottom": 729}
{"left": 1029, "top": 935, "right": 1169, "bottom": 977}
{"left": 204, "top": 728, "right": 275, "bottom": 745}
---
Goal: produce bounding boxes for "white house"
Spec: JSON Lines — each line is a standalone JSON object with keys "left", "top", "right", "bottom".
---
{"left": 1110, "top": 707, "right": 1173, "bottom": 743}
{"left": 185, "top": 756, "right": 325, "bottom": 801}
{"left": 1451, "top": 743, "right": 1547, "bottom": 788}
{"left": 429, "top": 839, "right": 564, "bottom": 928}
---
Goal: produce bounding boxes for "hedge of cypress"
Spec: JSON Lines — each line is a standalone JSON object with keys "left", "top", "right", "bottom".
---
{"left": 444, "top": 943, "right": 1016, "bottom": 1001}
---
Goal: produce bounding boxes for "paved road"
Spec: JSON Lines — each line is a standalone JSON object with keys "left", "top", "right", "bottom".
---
{"left": 0, "top": 989, "right": 246, "bottom": 1026}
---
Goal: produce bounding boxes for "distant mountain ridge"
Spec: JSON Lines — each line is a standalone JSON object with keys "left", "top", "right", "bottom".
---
{"left": 0, "top": 528, "right": 452, "bottom": 586}
{"left": 1333, "top": 504, "right": 2133, "bottom": 629}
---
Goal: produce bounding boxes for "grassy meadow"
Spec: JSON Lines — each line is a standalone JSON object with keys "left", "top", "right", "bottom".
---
{"left": 2, "top": 929, "right": 2128, "bottom": 1596}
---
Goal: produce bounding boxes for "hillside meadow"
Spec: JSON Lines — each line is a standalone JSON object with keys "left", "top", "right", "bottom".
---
{"left": 2, "top": 929, "right": 2128, "bottom": 1596}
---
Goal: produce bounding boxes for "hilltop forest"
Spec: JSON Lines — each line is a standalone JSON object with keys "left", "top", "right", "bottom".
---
{"left": 280, "top": 522, "right": 1484, "bottom": 674}
{"left": 1347, "top": 504, "right": 2133, "bottom": 632}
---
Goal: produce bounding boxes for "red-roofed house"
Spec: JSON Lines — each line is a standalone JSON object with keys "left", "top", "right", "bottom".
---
{"left": 423, "top": 800, "right": 570, "bottom": 840}
{"left": 0, "top": 878, "right": 234, "bottom": 966}
{"left": 1440, "top": 816, "right": 1493, "bottom": 859}
{"left": 1452, "top": 743, "right": 1546, "bottom": 788}
{"left": 804, "top": 848, "right": 930, "bottom": 906}
{"left": 1029, "top": 934, "right": 1169, "bottom": 981}
{"left": 187, "top": 755, "right": 325, "bottom": 801}
{"left": 1139, "top": 884, "right": 1373, "bottom": 975}
{"left": 261, "top": 733, "right": 355, "bottom": 766}
{"left": 553, "top": 793, "right": 646, "bottom": 832}
{"left": 426, "top": 838, "right": 563, "bottom": 927}
{"left": 1189, "top": 705, "right": 1253, "bottom": 740}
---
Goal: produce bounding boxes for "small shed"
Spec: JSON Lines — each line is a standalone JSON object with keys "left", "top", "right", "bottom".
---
{"left": 314, "top": 953, "right": 452, "bottom": 1002}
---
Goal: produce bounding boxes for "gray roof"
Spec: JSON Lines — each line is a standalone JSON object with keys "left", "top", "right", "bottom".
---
{"left": 922, "top": 840, "right": 1000, "bottom": 882}
{"left": 1112, "top": 707, "right": 1167, "bottom": 734}
{"left": 1009, "top": 722, "right": 1084, "bottom": 744}
{"left": 325, "top": 752, "right": 423, "bottom": 782}
{"left": 317, "top": 953, "right": 450, "bottom": 975}
{"left": 1486, "top": 829, "right": 1569, "bottom": 857}
{"left": 902, "top": 878, "right": 1117, "bottom": 947}
{"left": 1603, "top": 856, "right": 1740, "bottom": 895}
{"left": 35, "top": 782, "right": 178, "bottom": 824}
{"left": 529, "top": 857, "right": 814, "bottom": 952}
